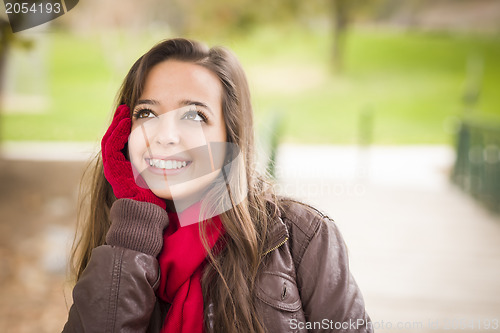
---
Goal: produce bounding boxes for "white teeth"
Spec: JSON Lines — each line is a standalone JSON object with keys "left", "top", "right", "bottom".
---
{"left": 148, "top": 159, "right": 188, "bottom": 170}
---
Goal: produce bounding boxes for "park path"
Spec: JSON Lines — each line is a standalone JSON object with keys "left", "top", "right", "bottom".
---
{"left": 1, "top": 142, "right": 499, "bottom": 332}
{"left": 276, "top": 144, "right": 500, "bottom": 332}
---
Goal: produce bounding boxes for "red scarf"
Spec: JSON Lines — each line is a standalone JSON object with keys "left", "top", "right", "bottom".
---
{"left": 157, "top": 201, "right": 224, "bottom": 333}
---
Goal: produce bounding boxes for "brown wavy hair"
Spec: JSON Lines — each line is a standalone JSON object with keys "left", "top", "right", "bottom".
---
{"left": 70, "top": 38, "right": 280, "bottom": 333}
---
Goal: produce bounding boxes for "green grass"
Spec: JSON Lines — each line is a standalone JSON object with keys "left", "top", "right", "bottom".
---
{"left": 2, "top": 26, "right": 500, "bottom": 144}
{"left": 243, "top": 27, "right": 500, "bottom": 145}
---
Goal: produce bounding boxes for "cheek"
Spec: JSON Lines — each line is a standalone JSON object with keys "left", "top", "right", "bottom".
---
{"left": 184, "top": 123, "right": 227, "bottom": 148}
{"left": 218, "top": 118, "right": 228, "bottom": 142}
{"left": 201, "top": 124, "right": 227, "bottom": 167}
{"left": 205, "top": 120, "right": 227, "bottom": 143}
{"left": 210, "top": 122, "right": 228, "bottom": 168}
{"left": 128, "top": 127, "right": 146, "bottom": 162}
{"left": 212, "top": 145, "right": 227, "bottom": 170}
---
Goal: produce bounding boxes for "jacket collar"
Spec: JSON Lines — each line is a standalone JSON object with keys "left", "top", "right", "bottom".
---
{"left": 262, "top": 212, "right": 289, "bottom": 257}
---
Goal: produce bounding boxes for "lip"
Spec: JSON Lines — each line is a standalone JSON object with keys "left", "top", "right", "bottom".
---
{"left": 144, "top": 155, "right": 192, "bottom": 176}
{"left": 146, "top": 153, "right": 190, "bottom": 161}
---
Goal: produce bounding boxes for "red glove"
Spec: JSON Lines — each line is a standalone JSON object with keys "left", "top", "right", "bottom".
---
{"left": 101, "top": 104, "right": 167, "bottom": 210}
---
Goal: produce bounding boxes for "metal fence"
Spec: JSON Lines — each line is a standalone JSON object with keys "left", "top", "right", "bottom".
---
{"left": 452, "top": 119, "right": 500, "bottom": 213}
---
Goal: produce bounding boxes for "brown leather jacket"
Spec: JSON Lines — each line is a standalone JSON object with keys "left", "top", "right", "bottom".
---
{"left": 62, "top": 198, "right": 372, "bottom": 332}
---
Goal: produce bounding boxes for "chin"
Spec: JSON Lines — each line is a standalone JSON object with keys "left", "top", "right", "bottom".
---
{"left": 150, "top": 184, "right": 199, "bottom": 202}
{"left": 151, "top": 188, "right": 173, "bottom": 201}
{"left": 150, "top": 183, "right": 205, "bottom": 212}
{"left": 149, "top": 170, "right": 222, "bottom": 203}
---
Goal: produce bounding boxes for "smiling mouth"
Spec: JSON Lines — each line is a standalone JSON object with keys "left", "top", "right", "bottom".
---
{"left": 146, "top": 158, "right": 191, "bottom": 170}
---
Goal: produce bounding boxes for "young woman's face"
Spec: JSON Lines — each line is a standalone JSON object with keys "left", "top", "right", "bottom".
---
{"left": 128, "top": 60, "right": 227, "bottom": 211}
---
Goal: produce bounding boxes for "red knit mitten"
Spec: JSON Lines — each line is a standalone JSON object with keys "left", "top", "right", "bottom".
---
{"left": 101, "top": 104, "right": 167, "bottom": 210}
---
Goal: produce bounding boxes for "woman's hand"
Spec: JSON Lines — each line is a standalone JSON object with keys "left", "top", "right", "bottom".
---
{"left": 101, "top": 104, "right": 167, "bottom": 210}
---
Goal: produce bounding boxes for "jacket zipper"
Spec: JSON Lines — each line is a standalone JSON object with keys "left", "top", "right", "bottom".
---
{"left": 261, "top": 236, "right": 288, "bottom": 257}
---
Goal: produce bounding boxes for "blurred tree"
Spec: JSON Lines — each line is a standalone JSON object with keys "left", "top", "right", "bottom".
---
{"left": 331, "top": 0, "right": 351, "bottom": 73}
{"left": 0, "top": 16, "right": 33, "bottom": 141}
{"left": 0, "top": 19, "right": 11, "bottom": 99}
{"left": 178, "top": 0, "right": 310, "bottom": 37}
{"left": 147, "top": 0, "right": 189, "bottom": 35}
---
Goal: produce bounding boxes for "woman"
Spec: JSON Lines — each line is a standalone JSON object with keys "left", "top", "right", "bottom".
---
{"left": 63, "top": 38, "right": 372, "bottom": 333}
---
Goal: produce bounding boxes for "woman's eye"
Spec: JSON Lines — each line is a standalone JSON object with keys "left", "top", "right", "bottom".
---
{"left": 134, "top": 109, "right": 155, "bottom": 119}
{"left": 182, "top": 110, "right": 206, "bottom": 122}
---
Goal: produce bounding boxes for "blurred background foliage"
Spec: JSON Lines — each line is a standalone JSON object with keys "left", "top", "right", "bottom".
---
{"left": 0, "top": 0, "right": 499, "bottom": 144}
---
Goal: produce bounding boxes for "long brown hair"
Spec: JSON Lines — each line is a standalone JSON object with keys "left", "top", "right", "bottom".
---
{"left": 71, "top": 38, "right": 279, "bottom": 333}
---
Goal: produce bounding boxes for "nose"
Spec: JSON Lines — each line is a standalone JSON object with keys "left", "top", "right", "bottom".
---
{"left": 150, "top": 114, "right": 181, "bottom": 147}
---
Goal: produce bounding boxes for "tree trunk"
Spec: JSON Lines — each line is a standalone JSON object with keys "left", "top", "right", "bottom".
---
{"left": 0, "top": 19, "right": 12, "bottom": 143}
{"left": 331, "top": 0, "right": 350, "bottom": 73}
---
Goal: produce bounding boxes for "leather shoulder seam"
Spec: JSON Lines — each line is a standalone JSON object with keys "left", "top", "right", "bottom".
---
{"left": 277, "top": 198, "right": 331, "bottom": 264}
{"left": 278, "top": 196, "right": 334, "bottom": 220}
{"left": 278, "top": 198, "right": 331, "bottom": 236}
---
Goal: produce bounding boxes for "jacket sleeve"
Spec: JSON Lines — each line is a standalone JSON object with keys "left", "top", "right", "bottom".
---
{"left": 291, "top": 208, "right": 372, "bottom": 333}
{"left": 62, "top": 199, "right": 169, "bottom": 333}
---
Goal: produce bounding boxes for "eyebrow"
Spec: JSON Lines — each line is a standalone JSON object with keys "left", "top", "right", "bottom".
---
{"left": 135, "top": 99, "right": 159, "bottom": 107}
{"left": 179, "top": 99, "right": 214, "bottom": 117}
